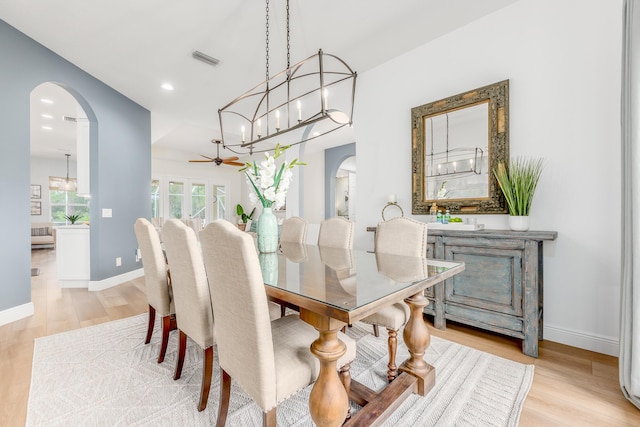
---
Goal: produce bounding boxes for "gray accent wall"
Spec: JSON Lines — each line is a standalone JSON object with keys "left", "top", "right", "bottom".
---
{"left": 0, "top": 19, "right": 151, "bottom": 312}
{"left": 324, "top": 143, "right": 355, "bottom": 220}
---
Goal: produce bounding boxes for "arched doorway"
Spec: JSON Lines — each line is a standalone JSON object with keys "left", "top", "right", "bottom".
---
{"left": 335, "top": 156, "right": 356, "bottom": 221}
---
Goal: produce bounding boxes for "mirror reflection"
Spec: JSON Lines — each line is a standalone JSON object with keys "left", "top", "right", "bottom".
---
{"left": 424, "top": 102, "right": 489, "bottom": 200}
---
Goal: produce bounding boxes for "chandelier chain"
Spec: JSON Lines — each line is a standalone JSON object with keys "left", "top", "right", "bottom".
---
{"left": 286, "top": 0, "right": 290, "bottom": 70}
{"left": 265, "top": 0, "right": 270, "bottom": 82}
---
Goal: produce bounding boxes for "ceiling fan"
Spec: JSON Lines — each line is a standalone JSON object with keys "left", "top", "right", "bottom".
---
{"left": 189, "top": 139, "right": 244, "bottom": 167}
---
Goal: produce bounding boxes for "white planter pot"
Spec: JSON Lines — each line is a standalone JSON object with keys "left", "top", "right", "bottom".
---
{"left": 509, "top": 216, "right": 530, "bottom": 231}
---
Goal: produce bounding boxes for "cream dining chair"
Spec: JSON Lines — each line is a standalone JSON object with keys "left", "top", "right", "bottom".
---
{"left": 317, "top": 217, "right": 354, "bottom": 249}
{"left": 134, "top": 218, "right": 175, "bottom": 364}
{"left": 162, "top": 219, "right": 215, "bottom": 411}
{"left": 279, "top": 216, "right": 308, "bottom": 244}
{"left": 200, "top": 220, "right": 356, "bottom": 427}
{"left": 360, "top": 216, "right": 428, "bottom": 381}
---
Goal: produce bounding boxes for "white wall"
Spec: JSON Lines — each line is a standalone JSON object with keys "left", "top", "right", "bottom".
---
{"left": 354, "top": 0, "right": 622, "bottom": 355}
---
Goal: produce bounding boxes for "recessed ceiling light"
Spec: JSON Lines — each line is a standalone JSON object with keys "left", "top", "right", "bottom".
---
{"left": 161, "top": 83, "right": 174, "bottom": 91}
{"left": 40, "top": 98, "right": 54, "bottom": 104}
{"left": 41, "top": 114, "right": 54, "bottom": 119}
{"left": 42, "top": 126, "right": 53, "bottom": 130}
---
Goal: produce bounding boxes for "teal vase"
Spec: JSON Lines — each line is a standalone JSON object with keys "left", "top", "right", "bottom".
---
{"left": 259, "top": 252, "right": 278, "bottom": 285}
{"left": 257, "top": 207, "right": 278, "bottom": 253}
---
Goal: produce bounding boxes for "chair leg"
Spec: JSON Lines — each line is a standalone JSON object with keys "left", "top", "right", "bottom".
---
{"left": 280, "top": 304, "right": 286, "bottom": 318}
{"left": 373, "top": 324, "right": 380, "bottom": 337}
{"left": 145, "top": 305, "right": 156, "bottom": 344}
{"left": 198, "top": 346, "right": 214, "bottom": 412}
{"left": 263, "top": 407, "right": 276, "bottom": 427}
{"left": 387, "top": 328, "right": 398, "bottom": 382}
{"left": 173, "top": 330, "right": 187, "bottom": 380}
{"left": 157, "top": 315, "right": 171, "bottom": 363}
{"left": 339, "top": 362, "right": 352, "bottom": 420}
{"left": 216, "top": 369, "right": 232, "bottom": 427}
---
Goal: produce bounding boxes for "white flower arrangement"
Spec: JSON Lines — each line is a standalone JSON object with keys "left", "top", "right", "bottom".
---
{"left": 240, "top": 144, "right": 306, "bottom": 210}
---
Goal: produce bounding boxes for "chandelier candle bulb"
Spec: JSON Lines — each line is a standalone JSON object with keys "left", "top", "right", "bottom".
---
{"left": 323, "top": 89, "right": 328, "bottom": 110}
{"left": 257, "top": 119, "right": 262, "bottom": 137}
{"left": 388, "top": 194, "right": 397, "bottom": 203}
{"left": 275, "top": 110, "right": 280, "bottom": 130}
{"left": 453, "top": 162, "right": 457, "bottom": 173}
{"left": 297, "top": 100, "right": 302, "bottom": 121}
{"left": 241, "top": 126, "right": 246, "bottom": 142}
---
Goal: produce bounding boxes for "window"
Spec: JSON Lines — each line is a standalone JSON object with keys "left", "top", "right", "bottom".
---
{"left": 155, "top": 178, "right": 227, "bottom": 223}
{"left": 151, "top": 179, "right": 160, "bottom": 219}
{"left": 191, "top": 183, "right": 206, "bottom": 223}
{"left": 214, "top": 185, "right": 226, "bottom": 220}
{"left": 168, "top": 180, "right": 184, "bottom": 219}
{"left": 50, "top": 189, "right": 90, "bottom": 225}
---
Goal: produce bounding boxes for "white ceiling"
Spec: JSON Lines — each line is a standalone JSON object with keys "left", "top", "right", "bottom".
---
{"left": 1, "top": 0, "right": 518, "bottom": 161}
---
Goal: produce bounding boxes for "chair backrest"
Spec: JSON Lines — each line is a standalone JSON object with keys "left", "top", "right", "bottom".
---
{"left": 375, "top": 217, "right": 428, "bottom": 257}
{"left": 200, "top": 220, "right": 277, "bottom": 410}
{"left": 134, "top": 218, "right": 172, "bottom": 316}
{"left": 279, "top": 216, "right": 308, "bottom": 244}
{"left": 184, "top": 218, "right": 203, "bottom": 240}
{"left": 317, "top": 217, "right": 354, "bottom": 249}
{"left": 161, "top": 219, "right": 214, "bottom": 349}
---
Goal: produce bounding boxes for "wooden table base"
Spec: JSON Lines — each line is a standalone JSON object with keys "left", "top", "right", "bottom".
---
{"left": 301, "top": 290, "right": 436, "bottom": 426}
{"left": 300, "top": 310, "right": 350, "bottom": 427}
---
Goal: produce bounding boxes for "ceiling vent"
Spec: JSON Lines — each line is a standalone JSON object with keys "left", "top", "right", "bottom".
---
{"left": 192, "top": 50, "right": 220, "bottom": 67}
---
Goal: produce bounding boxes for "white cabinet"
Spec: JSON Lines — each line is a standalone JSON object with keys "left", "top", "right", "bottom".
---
{"left": 56, "top": 225, "right": 90, "bottom": 288}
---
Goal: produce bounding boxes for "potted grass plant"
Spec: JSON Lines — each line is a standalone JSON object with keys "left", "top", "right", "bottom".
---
{"left": 493, "top": 156, "right": 544, "bottom": 231}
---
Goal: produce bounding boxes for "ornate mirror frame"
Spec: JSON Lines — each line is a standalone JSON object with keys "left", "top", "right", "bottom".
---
{"left": 411, "top": 80, "right": 509, "bottom": 215}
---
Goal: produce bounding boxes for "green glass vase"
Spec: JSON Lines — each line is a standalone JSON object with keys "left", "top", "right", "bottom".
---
{"left": 257, "top": 207, "right": 278, "bottom": 253}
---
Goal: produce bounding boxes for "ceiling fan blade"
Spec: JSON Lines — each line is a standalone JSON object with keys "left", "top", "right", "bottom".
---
{"left": 222, "top": 156, "right": 239, "bottom": 162}
{"left": 199, "top": 154, "right": 215, "bottom": 160}
{"left": 189, "top": 159, "right": 214, "bottom": 163}
{"left": 224, "top": 161, "right": 245, "bottom": 167}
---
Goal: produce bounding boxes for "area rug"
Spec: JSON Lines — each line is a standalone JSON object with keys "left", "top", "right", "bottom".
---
{"left": 27, "top": 314, "right": 533, "bottom": 426}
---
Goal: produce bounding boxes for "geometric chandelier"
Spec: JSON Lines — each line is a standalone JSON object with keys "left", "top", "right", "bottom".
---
{"left": 218, "top": 0, "right": 357, "bottom": 155}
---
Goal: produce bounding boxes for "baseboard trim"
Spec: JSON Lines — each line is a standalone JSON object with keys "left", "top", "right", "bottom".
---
{"left": 0, "top": 302, "right": 35, "bottom": 327}
{"left": 544, "top": 324, "right": 619, "bottom": 357}
{"left": 89, "top": 268, "right": 144, "bottom": 292}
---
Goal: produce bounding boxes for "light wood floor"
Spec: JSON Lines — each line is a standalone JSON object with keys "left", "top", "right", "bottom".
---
{"left": 1, "top": 248, "right": 639, "bottom": 426}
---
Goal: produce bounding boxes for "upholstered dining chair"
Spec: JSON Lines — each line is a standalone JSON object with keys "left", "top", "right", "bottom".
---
{"left": 162, "top": 219, "right": 215, "bottom": 411}
{"left": 279, "top": 216, "right": 308, "bottom": 244}
{"left": 200, "top": 220, "right": 356, "bottom": 427}
{"left": 134, "top": 218, "right": 175, "bottom": 364}
{"left": 317, "top": 217, "right": 354, "bottom": 249}
{"left": 360, "top": 216, "right": 428, "bottom": 382}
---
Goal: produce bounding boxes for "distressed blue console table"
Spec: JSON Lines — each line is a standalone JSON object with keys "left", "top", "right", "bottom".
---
{"left": 367, "top": 227, "right": 557, "bottom": 357}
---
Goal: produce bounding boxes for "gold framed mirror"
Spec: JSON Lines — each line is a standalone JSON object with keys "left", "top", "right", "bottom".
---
{"left": 412, "top": 80, "right": 509, "bottom": 214}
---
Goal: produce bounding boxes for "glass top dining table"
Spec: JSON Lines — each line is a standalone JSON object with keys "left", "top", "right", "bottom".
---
{"left": 259, "top": 243, "right": 465, "bottom": 427}
{"left": 261, "top": 242, "right": 465, "bottom": 325}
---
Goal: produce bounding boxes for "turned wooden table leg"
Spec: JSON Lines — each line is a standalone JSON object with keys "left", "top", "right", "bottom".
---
{"left": 301, "top": 310, "right": 349, "bottom": 427}
{"left": 399, "top": 290, "right": 435, "bottom": 396}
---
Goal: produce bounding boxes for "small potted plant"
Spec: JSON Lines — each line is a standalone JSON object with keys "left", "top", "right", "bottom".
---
{"left": 493, "top": 156, "right": 544, "bottom": 231}
{"left": 64, "top": 214, "right": 83, "bottom": 225}
{"left": 236, "top": 204, "right": 255, "bottom": 231}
